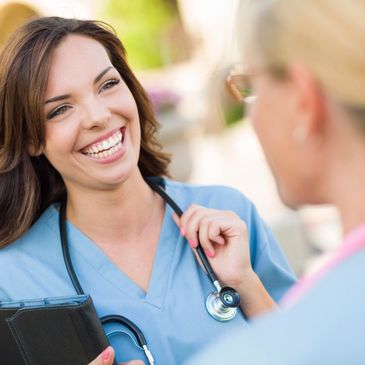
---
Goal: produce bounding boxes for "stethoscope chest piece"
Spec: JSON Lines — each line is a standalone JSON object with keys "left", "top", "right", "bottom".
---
{"left": 205, "top": 286, "right": 240, "bottom": 322}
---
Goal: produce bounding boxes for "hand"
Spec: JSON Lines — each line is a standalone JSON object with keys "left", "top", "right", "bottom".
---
{"left": 173, "top": 204, "right": 254, "bottom": 288}
{"left": 88, "top": 347, "right": 144, "bottom": 365}
{"left": 174, "top": 204, "right": 277, "bottom": 318}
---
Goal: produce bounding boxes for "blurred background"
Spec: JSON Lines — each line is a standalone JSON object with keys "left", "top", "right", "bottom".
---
{"left": 0, "top": 0, "right": 342, "bottom": 277}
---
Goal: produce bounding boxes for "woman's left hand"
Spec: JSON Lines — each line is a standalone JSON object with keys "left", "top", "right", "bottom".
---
{"left": 173, "top": 204, "right": 254, "bottom": 288}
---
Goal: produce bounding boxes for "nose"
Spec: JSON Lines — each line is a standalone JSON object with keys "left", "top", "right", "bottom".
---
{"left": 81, "top": 97, "right": 111, "bottom": 129}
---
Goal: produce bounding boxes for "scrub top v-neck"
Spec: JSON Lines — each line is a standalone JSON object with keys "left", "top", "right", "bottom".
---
{"left": 65, "top": 196, "right": 174, "bottom": 308}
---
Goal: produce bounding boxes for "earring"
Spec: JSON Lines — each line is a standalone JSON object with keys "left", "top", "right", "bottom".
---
{"left": 292, "top": 124, "right": 308, "bottom": 142}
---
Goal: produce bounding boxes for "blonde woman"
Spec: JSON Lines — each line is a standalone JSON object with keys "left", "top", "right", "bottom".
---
{"left": 188, "top": 0, "right": 365, "bottom": 364}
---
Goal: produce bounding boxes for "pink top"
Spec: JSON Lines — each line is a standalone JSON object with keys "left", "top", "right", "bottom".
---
{"left": 281, "top": 223, "right": 365, "bottom": 307}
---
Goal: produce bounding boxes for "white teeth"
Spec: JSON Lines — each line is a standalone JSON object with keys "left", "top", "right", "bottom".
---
{"left": 85, "top": 141, "right": 123, "bottom": 159}
{"left": 82, "top": 129, "right": 124, "bottom": 158}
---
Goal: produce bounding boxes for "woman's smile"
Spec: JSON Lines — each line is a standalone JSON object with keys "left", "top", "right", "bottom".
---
{"left": 80, "top": 126, "right": 126, "bottom": 162}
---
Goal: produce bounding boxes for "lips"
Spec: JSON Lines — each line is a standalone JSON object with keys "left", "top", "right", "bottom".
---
{"left": 81, "top": 127, "right": 125, "bottom": 159}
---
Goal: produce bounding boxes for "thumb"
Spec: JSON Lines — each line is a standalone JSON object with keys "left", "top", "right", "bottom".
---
{"left": 88, "top": 346, "right": 115, "bottom": 365}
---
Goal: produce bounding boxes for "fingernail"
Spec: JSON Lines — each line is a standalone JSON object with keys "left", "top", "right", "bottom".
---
{"left": 180, "top": 227, "right": 186, "bottom": 236}
{"left": 205, "top": 249, "right": 214, "bottom": 258}
{"left": 189, "top": 239, "right": 196, "bottom": 248}
{"left": 102, "top": 347, "right": 111, "bottom": 361}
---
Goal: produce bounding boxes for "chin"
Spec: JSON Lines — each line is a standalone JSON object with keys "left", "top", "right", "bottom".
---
{"left": 277, "top": 184, "right": 302, "bottom": 210}
{"left": 278, "top": 184, "right": 325, "bottom": 209}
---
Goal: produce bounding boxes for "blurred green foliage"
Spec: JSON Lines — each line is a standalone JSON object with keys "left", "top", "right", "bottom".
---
{"left": 99, "top": 0, "right": 180, "bottom": 69}
{"left": 225, "top": 103, "right": 244, "bottom": 126}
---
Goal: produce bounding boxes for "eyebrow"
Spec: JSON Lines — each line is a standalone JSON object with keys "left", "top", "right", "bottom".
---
{"left": 44, "top": 66, "right": 115, "bottom": 104}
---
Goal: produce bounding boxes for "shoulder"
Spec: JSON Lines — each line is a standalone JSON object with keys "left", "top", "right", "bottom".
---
{"left": 0, "top": 205, "right": 59, "bottom": 269}
{"left": 7, "top": 205, "right": 58, "bottom": 246}
{"left": 164, "top": 179, "right": 256, "bottom": 214}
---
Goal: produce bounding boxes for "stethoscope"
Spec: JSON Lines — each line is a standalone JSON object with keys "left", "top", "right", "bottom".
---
{"left": 59, "top": 176, "right": 241, "bottom": 365}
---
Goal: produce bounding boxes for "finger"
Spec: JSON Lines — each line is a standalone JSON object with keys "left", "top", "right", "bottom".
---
{"left": 120, "top": 361, "right": 145, "bottom": 365}
{"left": 217, "top": 215, "right": 248, "bottom": 239}
{"left": 197, "top": 217, "right": 218, "bottom": 257}
{"left": 199, "top": 212, "right": 248, "bottom": 255}
{"left": 172, "top": 212, "right": 184, "bottom": 235}
{"left": 184, "top": 208, "right": 225, "bottom": 249}
{"left": 88, "top": 347, "right": 115, "bottom": 365}
{"left": 179, "top": 204, "right": 217, "bottom": 232}
{"left": 187, "top": 210, "right": 225, "bottom": 249}
{"left": 207, "top": 219, "right": 226, "bottom": 245}
{"left": 197, "top": 216, "right": 228, "bottom": 256}
{"left": 179, "top": 205, "right": 202, "bottom": 247}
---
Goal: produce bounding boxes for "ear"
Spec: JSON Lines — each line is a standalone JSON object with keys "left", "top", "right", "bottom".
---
{"left": 287, "top": 64, "right": 327, "bottom": 145}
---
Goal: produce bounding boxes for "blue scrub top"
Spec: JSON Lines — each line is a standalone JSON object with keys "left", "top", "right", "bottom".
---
{"left": 0, "top": 179, "right": 295, "bottom": 364}
{"left": 187, "top": 249, "right": 365, "bottom": 365}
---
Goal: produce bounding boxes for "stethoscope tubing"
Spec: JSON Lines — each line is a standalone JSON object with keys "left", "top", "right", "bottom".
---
{"left": 144, "top": 177, "right": 219, "bottom": 284}
{"left": 60, "top": 177, "right": 218, "bottom": 292}
{"left": 59, "top": 176, "right": 239, "bottom": 364}
{"left": 59, "top": 198, "right": 153, "bottom": 364}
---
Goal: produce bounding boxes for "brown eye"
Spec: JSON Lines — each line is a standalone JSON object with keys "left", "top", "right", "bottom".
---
{"left": 100, "top": 78, "right": 120, "bottom": 92}
{"left": 47, "top": 104, "right": 71, "bottom": 120}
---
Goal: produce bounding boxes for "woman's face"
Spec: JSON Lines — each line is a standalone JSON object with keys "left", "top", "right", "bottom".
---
{"left": 42, "top": 34, "right": 141, "bottom": 194}
{"left": 248, "top": 70, "right": 317, "bottom": 208}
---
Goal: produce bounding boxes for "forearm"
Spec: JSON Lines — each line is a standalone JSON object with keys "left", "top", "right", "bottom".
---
{"left": 235, "top": 272, "right": 278, "bottom": 319}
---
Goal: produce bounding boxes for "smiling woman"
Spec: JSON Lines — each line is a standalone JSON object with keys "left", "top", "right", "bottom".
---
{"left": 41, "top": 34, "right": 143, "bottom": 193}
{"left": 0, "top": 16, "right": 295, "bottom": 365}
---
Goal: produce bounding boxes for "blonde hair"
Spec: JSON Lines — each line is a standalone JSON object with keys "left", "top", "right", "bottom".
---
{"left": 241, "top": 0, "right": 365, "bottom": 108}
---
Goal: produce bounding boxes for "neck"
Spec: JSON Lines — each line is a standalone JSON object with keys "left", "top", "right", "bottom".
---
{"left": 336, "top": 189, "right": 365, "bottom": 236}
{"left": 313, "top": 106, "right": 365, "bottom": 236}
{"left": 65, "top": 172, "right": 163, "bottom": 242}
{"left": 325, "top": 134, "right": 365, "bottom": 235}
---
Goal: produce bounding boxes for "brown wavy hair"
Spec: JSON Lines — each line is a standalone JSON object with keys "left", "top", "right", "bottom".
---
{"left": 0, "top": 16, "right": 170, "bottom": 247}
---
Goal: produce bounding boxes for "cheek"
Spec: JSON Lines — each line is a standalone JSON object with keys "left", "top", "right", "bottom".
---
{"left": 250, "top": 102, "right": 280, "bottom": 156}
{"left": 44, "top": 120, "right": 78, "bottom": 156}
{"left": 113, "top": 86, "right": 139, "bottom": 118}
{"left": 250, "top": 98, "right": 296, "bottom": 180}
{"left": 121, "top": 95, "right": 141, "bottom": 135}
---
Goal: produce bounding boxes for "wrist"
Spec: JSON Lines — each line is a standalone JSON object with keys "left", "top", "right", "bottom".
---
{"left": 233, "top": 272, "right": 277, "bottom": 318}
{"left": 225, "top": 268, "right": 258, "bottom": 292}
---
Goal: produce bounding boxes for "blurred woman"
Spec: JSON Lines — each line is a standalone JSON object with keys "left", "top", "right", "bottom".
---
{"left": 188, "top": 0, "right": 365, "bottom": 363}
